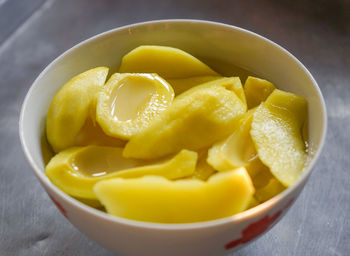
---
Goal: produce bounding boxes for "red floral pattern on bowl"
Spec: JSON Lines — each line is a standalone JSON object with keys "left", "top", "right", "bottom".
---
{"left": 49, "top": 194, "right": 68, "bottom": 218}
{"left": 225, "top": 198, "right": 295, "bottom": 250}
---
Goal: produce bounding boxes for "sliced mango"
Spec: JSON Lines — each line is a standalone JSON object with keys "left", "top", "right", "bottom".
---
{"left": 247, "top": 196, "right": 260, "bottom": 209}
{"left": 245, "top": 157, "right": 285, "bottom": 202}
{"left": 118, "top": 45, "right": 218, "bottom": 79}
{"left": 74, "top": 118, "right": 126, "bottom": 147}
{"left": 245, "top": 156, "right": 269, "bottom": 180}
{"left": 167, "top": 76, "right": 222, "bottom": 95}
{"left": 244, "top": 76, "right": 276, "bottom": 109}
{"left": 250, "top": 89, "right": 308, "bottom": 187}
{"left": 123, "top": 77, "right": 247, "bottom": 159}
{"left": 46, "top": 146, "right": 197, "bottom": 199}
{"left": 46, "top": 67, "right": 109, "bottom": 152}
{"left": 94, "top": 168, "right": 254, "bottom": 223}
{"left": 255, "top": 178, "right": 285, "bottom": 202}
{"left": 193, "top": 150, "right": 216, "bottom": 180}
{"left": 207, "top": 109, "right": 256, "bottom": 171}
{"left": 96, "top": 73, "right": 174, "bottom": 139}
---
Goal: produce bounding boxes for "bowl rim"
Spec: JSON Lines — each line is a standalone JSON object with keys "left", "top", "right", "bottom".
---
{"left": 19, "top": 19, "right": 327, "bottom": 230}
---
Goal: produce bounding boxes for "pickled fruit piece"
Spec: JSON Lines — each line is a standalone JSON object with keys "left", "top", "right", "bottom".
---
{"left": 250, "top": 89, "right": 308, "bottom": 187}
{"left": 119, "top": 45, "right": 218, "bottom": 79}
{"left": 249, "top": 159, "right": 274, "bottom": 188}
{"left": 46, "top": 146, "right": 197, "bottom": 199}
{"left": 167, "top": 76, "right": 221, "bottom": 95}
{"left": 255, "top": 178, "right": 285, "bottom": 202}
{"left": 74, "top": 118, "right": 126, "bottom": 148}
{"left": 207, "top": 109, "right": 256, "bottom": 171}
{"left": 245, "top": 157, "right": 285, "bottom": 202}
{"left": 96, "top": 73, "right": 174, "bottom": 139}
{"left": 94, "top": 168, "right": 254, "bottom": 223}
{"left": 247, "top": 197, "right": 260, "bottom": 209}
{"left": 193, "top": 150, "right": 216, "bottom": 180}
{"left": 244, "top": 76, "right": 275, "bottom": 109}
{"left": 46, "top": 67, "right": 109, "bottom": 152}
{"left": 123, "top": 78, "right": 247, "bottom": 159}
{"left": 245, "top": 156, "right": 269, "bottom": 180}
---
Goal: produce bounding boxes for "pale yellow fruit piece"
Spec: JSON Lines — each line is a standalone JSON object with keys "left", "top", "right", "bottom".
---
{"left": 46, "top": 146, "right": 197, "bottom": 199}
{"left": 245, "top": 156, "right": 270, "bottom": 181}
{"left": 207, "top": 109, "right": 256, "bottom": 171}
{"left": 244, "top": 76, "right": 276, "bottom": 109}
{"left": 193, "top": 150, "right": 216, "bottom": 180}
{"left": 94, "top": 168, "right": 254, "bottom": 223}
{"left": 96, "top": 73, "right": 174, "bottom": 139}
{"left": 46, "top": 67, "right": 109, "bottom": 152}
{"left": 250, "top": 89, "right": 308, "bottom": 187}
{"left": 247, "top": 196, "right": 260, "bottom": 209}
{"left": 123, "top": 78, "right": 247, "bottom": 159}
{"left": 118, "top": 45, "right": 218, "bottom": 79}
{"left": 246, "top": 157, "right": 285, "bottom": 202}
{"left": 74, "top": 118, "right": 126, "bottom": 148}
{"left": 167, "top": 76, "right": 222, "bottom": 95}
{"left": 250, "top": 160, "right": 274, "bottom": 189}
{"left": 255, "top": 178, "right": 285, "bottom": 202}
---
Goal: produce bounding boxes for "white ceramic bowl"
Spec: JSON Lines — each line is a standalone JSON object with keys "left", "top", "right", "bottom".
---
{"left": 19, "top": 20, "right": 327, "bottom": 256}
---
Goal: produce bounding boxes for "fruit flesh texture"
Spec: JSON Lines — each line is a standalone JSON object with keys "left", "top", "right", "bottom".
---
{"left": 207, "top": 109, "right": 256, "bottom": 171}
{"left": 192, "top": 149, "right": 217, "bottom": 181}
{"left": 246, "top": 157, "right": 285, "bottom": 202}
{"left": 250, "top": 89, "right": 308, "bottom": 187}
{"left": 45, "top": 146, "right": 197, "bottom": 199}
{"left": 167, "top": 76, "right": 222, "bottom": 95}
{"left": 74, "top": 118, "right": 126, "bottom": 148}
{"left": 44, "top": 49, "right": 308, "bottom": 222}
{"left": 96, "top": 73, "right": 174, "bottom": 139}
{"left": 123, "top": 77, "right": 247, "bottom": 159}
{"left": 46, "top": 67, "right": 109, "bottom": 152}
{"left": 94, "top": 168, "right": 254, "bottom": 223}
{"left": 244, "top": 76, "right": 276, "bottom": 109}
{"left": 118, "top": 45, "right": 218, "bottom": 79}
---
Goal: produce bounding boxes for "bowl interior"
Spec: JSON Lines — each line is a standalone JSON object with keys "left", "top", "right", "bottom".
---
{"left": 20, "top": 20, "right": 326, "bottom": 221}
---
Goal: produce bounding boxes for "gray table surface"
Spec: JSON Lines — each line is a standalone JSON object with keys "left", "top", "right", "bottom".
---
{"left": 0, "top": 0, "right": 349, "bottom": 255}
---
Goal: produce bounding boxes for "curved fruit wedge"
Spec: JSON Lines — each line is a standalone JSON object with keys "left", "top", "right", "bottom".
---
{"left": 46, "top": 146, "right": 197, "bottom": 199}
{"left": 255, "top": 178, "right": 285, "bottom": 202}
{"left": 94, "top": 167, "right": 254, "bottom": 223}
{"left": 207, "top": 109, "right": 256, "bottom": 171}
{"left": 250, "top": 89, "right": 308, "bottom": 187}
{"left": 118, "top": 45, "right": 218, "bottom": 79}
{"left": 193, "top": 150, "right": 216, "bottom": 180}
{"left": 96, "top": 73, "right": 174, "bottom": 139}
{"left": 167, "top": 76, "right": 222, "bottom": 95}
{"left": 74, "top": 118, "right": 126, "bottom": 148}
{"left": 46, "top": 67, "right": 109, "bottom": 152}
{"left": 247, "top": 197, "right": 260, "bottom": 209}
{"left": 244, "top": 76, "right": 276, "bottom": 109}
{"left": 123, "top": 78, "right": 247, "bottom": 159}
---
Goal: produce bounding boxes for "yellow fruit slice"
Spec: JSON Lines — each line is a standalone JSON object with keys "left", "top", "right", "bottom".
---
{"left": 94, "top": 168, "right": 254, "bottom": 223}
{"left": 46, "top": 146, "right": 197, "bottom": 199}
{"left": 245, "top": 156, "right": 269, "bottom": 180}
{"left": 74, "top": 118, "right": 126, "bottom": 147}
{"left": 96, "top": 73, "right": 174, "bottom": 139}
{"left": 118, "top": 45, "right": 218, "bottom": 79}
{"left": 244, "top": 76, "right": 276, "bottom": 109}
{"left": 245, "top": 157, "right": 285, "bottom": 202}
{"left": 255, "top": 178, "right": 285, "bottom": 202}
{"left": 247, "top": 197, "right": 260, "bottom": 209}
{"left": 207, "top": 109, "right": 256, "bottom": 171}
{"left": 193, "top": 150, "right": 216, "bottom": 180}
{"left": 250, "top": 89, "right": 308, "bottom": 187}
{"left": 167, "top": 76, "right": 222, "bottom": 95}
{"left": 123, "top": 77, "right": 247, "bottom": 159}
{"left": 46, "top": 67, "right": 109, "bottom": 152}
